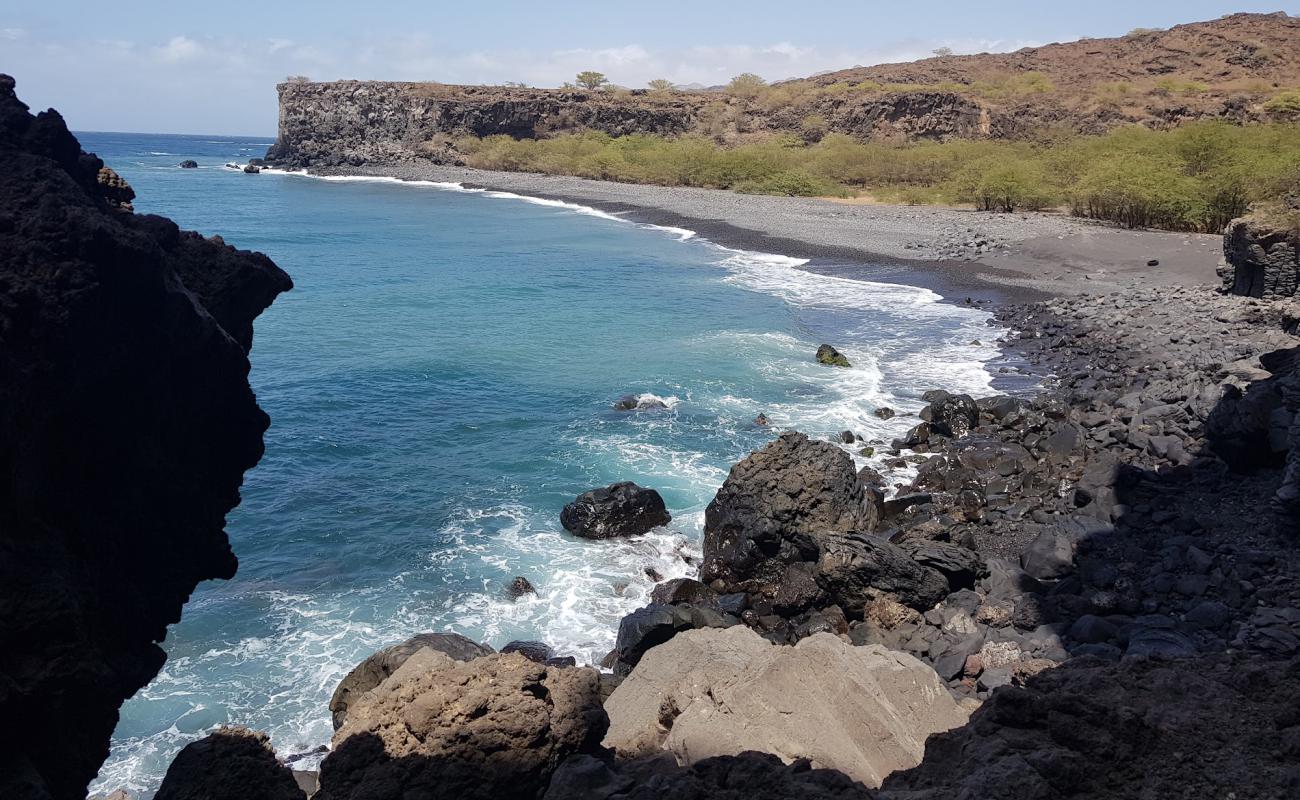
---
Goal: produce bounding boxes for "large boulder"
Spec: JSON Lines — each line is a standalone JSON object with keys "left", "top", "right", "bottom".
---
{"left": 544, "top": 752, "right": 875, "bottom": 800}
{"left": 561, "top": 482, "right": 671, "bottom": 539}
{"left": 919, "top": 391, "right": 980, "bottom": 438}
{"left": 817, "top": 534, "right": 950, "bottom": 611}
{"left": 155, "top": 727, "right": 305, "bottom": 800}
{"left": 318, "top": 650, "right": 607, "bottom": 800}
{"left": 0, "top": 75, "right": 291, "bottom": 798}
{"left": 702, "top": 433, "right": 872, "bottom": 595}
{"left": 603, "top": 627, "right": 968, "bottom": 789}
{"left": 328, "top": 633, "right": 494, "bottom": 729}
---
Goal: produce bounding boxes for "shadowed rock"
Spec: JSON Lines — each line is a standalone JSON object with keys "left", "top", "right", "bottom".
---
{"left": 154, "top": 727, "right": 304, "bottom": 800}
{"left": 0, "top": 74, "right": 291, "bottom": 799}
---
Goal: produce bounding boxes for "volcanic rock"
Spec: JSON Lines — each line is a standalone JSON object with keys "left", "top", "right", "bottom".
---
{"left": 561, "top": 482, "right": 671, "bottom": 539}
{"left": 154, "top": 727, "right": 304, "bottom": 800}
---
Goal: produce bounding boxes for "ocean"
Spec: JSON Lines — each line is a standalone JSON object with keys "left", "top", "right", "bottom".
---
{"left": 79, "top": 132, "right": 1000, "bottom": 796}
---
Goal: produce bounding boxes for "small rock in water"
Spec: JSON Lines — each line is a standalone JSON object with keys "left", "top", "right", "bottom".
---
{"left": 613, "top": 393, "right": 668, "bottom": 411}
{"left": 874, "top": 407, "right": 896, "bottom": 420}
{"left": 507, "top": 576, "right": 536, "bottom": 600}
{"left": 561, "top": 481, "right": 671, "bottom": 539}
{"left": 242, "top": 164, "right": 260, "bottom": 174}
{"left": 816, "top": 343, "right": 852, "bottom": 368}
{"left": 839, "top": 430, "right": 857, "bottom": 444}
{"left": 754, "top": 412, "right": 770, "bottom": 426}
{"left": 178, "top": 160, "right": 198, "bottom": 169}
{"left": 644, "top": 566, "right": 664, "bottom": 582}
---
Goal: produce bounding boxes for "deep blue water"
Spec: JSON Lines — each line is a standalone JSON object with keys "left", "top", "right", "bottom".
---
{"left": 78, "top": 132, "right": 999, "bottom": 796}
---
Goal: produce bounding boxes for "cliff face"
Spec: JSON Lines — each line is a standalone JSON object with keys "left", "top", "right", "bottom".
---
{"left": 0, "top": 74, "right": 292, "bottom": 799}
{"left": 267, "top": 13, "right": 1297, "bottom": 169}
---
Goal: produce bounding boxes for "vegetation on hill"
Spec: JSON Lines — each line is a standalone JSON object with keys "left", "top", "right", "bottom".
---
{"left": 457, "top": 121, "right": 1300, "bottom": 232}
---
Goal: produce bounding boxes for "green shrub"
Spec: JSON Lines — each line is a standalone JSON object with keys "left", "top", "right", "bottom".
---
{"left": 1265, "top": 90, "right": 1300, "bottom": 118}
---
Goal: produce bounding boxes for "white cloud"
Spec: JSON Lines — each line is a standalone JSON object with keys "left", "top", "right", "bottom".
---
{"left": 2, "top": 27, "right": 27, "bottom": 40}
{"left": 156, "top": 36, "right": 204, "bottom": 63}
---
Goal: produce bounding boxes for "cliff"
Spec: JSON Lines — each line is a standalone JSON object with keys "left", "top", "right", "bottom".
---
{"left": 267, "top": 13, "right": 1298, "bottom": 169}
{"left": 0, "top": 74, "right": 292, "bottom": 799}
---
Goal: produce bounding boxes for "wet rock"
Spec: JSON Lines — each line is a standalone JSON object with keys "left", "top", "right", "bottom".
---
{"left": 874, "top": 407, "right": 896, "bottom": 420}
{"left": 920, "top": 392, "right": 979, "bottom": 438}
{"left": 614, "top": 393, "right": 669, "bottom": 411}
{"left": 816, "top": 344, "right": 852, "bottom": 368}
{"left": 561, "top": 482, "right": 671, "bottom": 539}
{"left": 178, "top": 159, "right": 198, "bottom": 168}
{"left": 507, "top": 576, "right": 536, "bottom": 599}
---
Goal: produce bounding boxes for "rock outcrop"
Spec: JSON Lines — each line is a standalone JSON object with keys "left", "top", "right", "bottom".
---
{"left": 1222, "top": 205, "right": 1300, "bottom": 298}
{"left": 561, "top": 482, "right": 671, "bottom": 539}
{"left": 154, "top": 727, "right": 305, "bottom": 800}
{"left": 318, "top": 650, "right": 607, "bottom": 800}
{"left": 328, "top": 633, "right": 494, "bottom": 729}
{"left": 0, "top": 75, "right": 291, "bottom": 799}
{"left": 603, "top": 627, "right": 968, "bottom": 789}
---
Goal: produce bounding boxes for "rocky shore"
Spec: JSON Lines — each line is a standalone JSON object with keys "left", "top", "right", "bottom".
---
{"left": 8, "top": 71, "right": 1300, "bottom": 800}
{"left": 130, "top": 277, "right": 1300, "bottom": 799}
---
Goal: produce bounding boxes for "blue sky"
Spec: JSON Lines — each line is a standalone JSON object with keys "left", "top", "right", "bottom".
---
{"left": 4, "top": 1, "right": 1296, "bottom": 134}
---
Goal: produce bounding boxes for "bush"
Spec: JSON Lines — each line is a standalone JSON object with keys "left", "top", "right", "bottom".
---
{"left": 1265, "top": 90, "right": 1300, "bottom": 118}
{"left": 727, "top": 73, "right": 768, "bottom": 98}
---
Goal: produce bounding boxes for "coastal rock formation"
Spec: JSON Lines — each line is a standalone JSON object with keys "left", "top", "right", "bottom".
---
{"left": 1222, "top": 206, "right": 1300, "bottom": 298}
{"left": 603, "top": 627, "right": 968, "bottom": 789}
{"left": 544, "top": 752, "right": 875, "bottom": 800}
{"left": 610, "top": 602, "right": 739, "bottom": 677}
{"left": 0, "top": 75, "right": 291, "bottom": 799}
{"left": 154, "top": 727, "right": 304, "bottom": 800}
{"left": 815, "top": 344, "right": 851, "bottom": 367}
{"left": 318, "top": 650, "right": 607, "bottom": 800}
{"left": 561, "top": 482, "right": 671, "bottom": 539}
{"left": 328, "top": 632, "right": 494, "bottom": 729}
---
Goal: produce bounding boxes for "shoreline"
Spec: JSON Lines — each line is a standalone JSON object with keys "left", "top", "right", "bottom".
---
{"left": 307, "top": 163, "right": 1226, "bottom": 305}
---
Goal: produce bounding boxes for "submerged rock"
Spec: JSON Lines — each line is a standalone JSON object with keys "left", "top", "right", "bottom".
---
{"left": 154, "top": 727, "right": 304, "bottom": 800}
{"left": 179, "top": 159, "right": 198, "bottom": 168}
{"left": 603, "top": 627, "right": 968, "bottom": 789}
{"left": 613, "top": 393, "right": 668, "bottom": 411}
{"left": 561, "top": 482, "right": 671, "bottom": 539}
{"left": 318, "top": 650, "right": 607, "bottom": 800}
{"left": 816, "top": 344, "right": 852, "bottom": 368}
{"left": 507, "top": 576, "right": 536, "bottom": 599}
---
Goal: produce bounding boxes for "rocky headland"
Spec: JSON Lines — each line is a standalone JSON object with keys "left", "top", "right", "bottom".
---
{"left": 0, "top": 74, "right": 291, "bottom": 799}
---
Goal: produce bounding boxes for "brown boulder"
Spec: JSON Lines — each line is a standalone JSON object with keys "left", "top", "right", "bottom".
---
{"left": 318, "top": 650, "right": 607, "bottom": 800}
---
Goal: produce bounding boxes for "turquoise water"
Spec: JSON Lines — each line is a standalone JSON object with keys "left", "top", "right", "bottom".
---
{"left": 79, "top": 133, "right": 999, "bottom": 796}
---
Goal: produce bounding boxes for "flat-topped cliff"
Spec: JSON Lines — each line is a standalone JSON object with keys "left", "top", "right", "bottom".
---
{"left": 267, "top": 13, "right": 1299, "bottom": 169}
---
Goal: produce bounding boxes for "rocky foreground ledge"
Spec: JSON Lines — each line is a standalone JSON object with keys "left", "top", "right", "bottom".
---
{"left": 138, "top": 279, "right": 1300, "bottom": 800}
{"left": 0, "top": 75, "right": 292, "bottom": 800}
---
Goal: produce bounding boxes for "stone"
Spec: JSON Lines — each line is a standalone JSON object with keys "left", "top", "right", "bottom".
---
{"left": 817, "top": 534, "right": 951, "bottom": 611}
{"left": 1125, "top": 626, "right": 1197, "bottom": 658}
{"left": 1020, "top": 530, "right": 1075, "bottom": 580}
{"left": 897, "top": 540, "right": 988, "bottom": 590}
{"left": 0, "top": 74, "right": 292, "bottom": 799}
{"left": 507, "top": 576, "right": 536, "bottom": 599}
{"left": 614, "top": 393, "right": 669, "bottom": 411}
{"left": 978, "top": 640, "right": 1024, "bottom": 670}
{"left": 328, "top": 633, "right": 494, "bottom": 729}
{"left": 612, "top": 603, "right": 737, "bottom": 676}
{"left": 603, "top": 627, "right": 968, "bottom": 789}
{"left": 318, "top": 651, "right": 607, "bottom": 800}
{"left": 874, "top": 407, "right": 896, "bottom": 420}
{"left": 1185, "top": 600, "right": 1231, "bottom": 630}
{"left": 561, "top": 482, "right": 671, "bottom": 539}
{"left": 702, "top": 432, "right": 875, "bottom": 596}
{"left": 650, "top": 578, "right": 719, "bottom": 607}
{"left": 544, "top": 751, "right": 875, "bottom": 800}
{"left": 921, "top": 392, "right": 980, "bottom": 438}
{"left": 501, "top": 640, "right": 553, "bottom": 663}
{"left": 816, "top": 344, "right": 852, "bottom": 367}
{"left": 1068, "top": 615, "right": 1119, "bottom": 645}
{"left": 178, "top": 159, "right": 198, "bottom": 168}
{"left": 155, "top": 727, "right": 304, "bottom": 800}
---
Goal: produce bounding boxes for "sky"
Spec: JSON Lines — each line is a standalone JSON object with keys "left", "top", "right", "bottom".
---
{"left": 3, "top": 1, "right": 1297, "bottom": 135}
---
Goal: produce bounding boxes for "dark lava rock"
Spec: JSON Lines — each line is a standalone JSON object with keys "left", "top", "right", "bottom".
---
{"left": 816, "top": 344, "right": 852, "bottom": 368}
{"left": 507, "top": 576, "right": 536, "bottom": 599}
{"left": 561, "top": 482, "right": 671, "bottom": 539}
{"left": 0, "top": 74, "right": 291, "bottom": 799}
{"left": 612, "top": 603, "right": 738, "bottom": 676}
{"left": 702, "top": 432, "right": 874, "bottom": 595}
{"left": 155, "top": 727, "right": 304, "bottom": 800}
{"left": 545, "top": 751, "right": 874, "bottom": 800}
{"left": 839, "top": 429, "right": 857, "bottom": 444}
{"left": 817, "top": 534, "right": 950, "bottom": 611}
{"left": 1020, "top": 529, "right": 1075, "bottom": 580}
{"left": 613, "top": 393, "right": 669, "bottom": 411}
{"left": 874, "top": 407, "right": 896, "bottom": 420}
{"left": 897, "top": 540, "right": 988, "bottom": 591}
{"left": 501, "top": 640, "right": 554, "bottom": 664}
{"left": 651, "top": 578, "right": 719, "bottom": 607}
{"left": 920, "top": 391, "right": 980, "bottom": 438}
{"left": 243, "top": 163, "right": 261, "bottom": 173}
{"left": 178, "top": 159, "right": 198, "bottom": 168}
{"left": 329, "top": 632, "right": 494, "bottom": 729}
